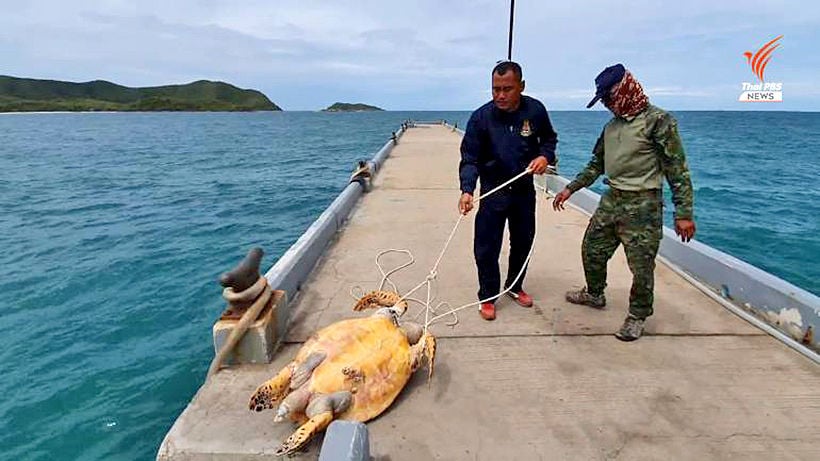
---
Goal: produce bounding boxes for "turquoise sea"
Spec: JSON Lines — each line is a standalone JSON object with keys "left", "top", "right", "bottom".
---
{"left": 1, "top": 110, "right": 818, "bottom": 460}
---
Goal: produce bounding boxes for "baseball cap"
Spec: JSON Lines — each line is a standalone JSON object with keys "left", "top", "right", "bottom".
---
{"left": 586, "top": 63, "right": 626, "bottom": 108}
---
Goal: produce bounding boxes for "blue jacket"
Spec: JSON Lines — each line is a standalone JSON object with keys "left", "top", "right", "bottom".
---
{"left": 459, "top": 95, "right": 558, "bottom": 195}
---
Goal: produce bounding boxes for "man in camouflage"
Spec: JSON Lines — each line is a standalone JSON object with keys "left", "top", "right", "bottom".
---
{"left": 552, "top": 63, "right": 696, "bottom": 341}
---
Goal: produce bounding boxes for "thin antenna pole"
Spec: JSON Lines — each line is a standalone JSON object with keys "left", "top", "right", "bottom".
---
{"left": 507, "top": 0, "right": 515, "bottom": 60}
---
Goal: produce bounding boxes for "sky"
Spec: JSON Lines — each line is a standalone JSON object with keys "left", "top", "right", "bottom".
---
{"left": 1, "top": 0, "right": 819, "bottom": 111}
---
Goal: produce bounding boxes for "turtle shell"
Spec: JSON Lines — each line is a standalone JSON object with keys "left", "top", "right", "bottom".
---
{"left": 295, "top": 315, "right": 412, "bottom": 422}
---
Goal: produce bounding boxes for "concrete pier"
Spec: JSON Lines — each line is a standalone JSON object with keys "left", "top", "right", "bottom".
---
{"left": 158, "top": 124, "right": 819, "bottom": 460}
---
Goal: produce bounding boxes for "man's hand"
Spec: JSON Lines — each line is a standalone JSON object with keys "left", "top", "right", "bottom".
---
{"left": 675, "top": 219, "right": 696, "bottom": 242}
{"left": 528, "top": 156, "right": 549, "bottom": 175}
{"left": 552, "top": 188, "right": 572, "bottom": 211}
{"left": 458, "top": 192, "right": 474, "bottom": 215}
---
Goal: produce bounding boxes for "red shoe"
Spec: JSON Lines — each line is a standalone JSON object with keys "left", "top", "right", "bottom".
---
{"left": 508, "top": 290, "right": 534, "bottom": 307}
{"left": 479, "top": 302, "right": 496, "bottom": 321}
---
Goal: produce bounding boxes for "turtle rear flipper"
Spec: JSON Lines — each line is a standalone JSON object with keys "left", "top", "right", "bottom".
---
{"left": 276, "top": 391, "right": 352, "bottom": 456}
{"left": 271, "top": 351, "right": 328, "bottom": 422}
{"left": 275, "top": 411, "right": 333, "bottom": 456}
{"left": 249, "top": 363, "right": 294, "bottom": 411}
{"left": 274, "top": 385, "right": 311, "bottom": 422}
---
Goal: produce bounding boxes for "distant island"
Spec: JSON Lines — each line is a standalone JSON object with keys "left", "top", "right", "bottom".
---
{"left": 0, "top": 75, "right": 281, "bottom": 112}
{"left": 322, "top": 102, "right": 384, "bottom": 112}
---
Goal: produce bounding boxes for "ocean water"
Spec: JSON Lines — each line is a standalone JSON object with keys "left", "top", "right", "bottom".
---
{"left": 0, "top": 110, "right": 817, "bottom": 460}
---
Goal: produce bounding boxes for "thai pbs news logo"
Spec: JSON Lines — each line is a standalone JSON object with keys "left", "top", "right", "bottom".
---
{"left": 738, "top": 35, "right": 783, "bottom": 103}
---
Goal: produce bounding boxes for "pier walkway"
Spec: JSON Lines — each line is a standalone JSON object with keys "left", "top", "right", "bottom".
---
{"left": 159, "top": 124, "right": 819, "bottom": 460}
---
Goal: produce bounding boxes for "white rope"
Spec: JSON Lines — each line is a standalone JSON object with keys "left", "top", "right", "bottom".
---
{"left": 356, "top": 167, "right": 555, "bottom": 331}
{"left": 425, "top": 179, "right": 550, "bottom": 327}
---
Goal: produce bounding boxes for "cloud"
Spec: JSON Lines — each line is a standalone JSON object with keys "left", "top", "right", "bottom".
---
{"left": 0, "top": 0, "right": 818, "bottom": 110}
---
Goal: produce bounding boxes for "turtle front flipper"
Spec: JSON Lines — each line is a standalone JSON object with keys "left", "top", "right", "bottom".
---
{"left": 249, "top": 363, "right": 295, "bottom": 411}
{"left": 410, "top": 332, "right": 437, "bottom": 383}
{"left": 275, "top": 385, "right": 311, "bottom": 422}
{"left": 275, "top": 391, "right": 352, "bottom": 456}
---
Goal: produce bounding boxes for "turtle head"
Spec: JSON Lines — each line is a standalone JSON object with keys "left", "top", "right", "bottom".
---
{"left": 374, "top": 307, "right": 400, "bottom": 325}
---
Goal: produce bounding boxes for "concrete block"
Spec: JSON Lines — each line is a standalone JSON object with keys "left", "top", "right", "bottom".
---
{"left": 212, "top": 290, "right": 285, "bottom": 365}
{"left": 319, "top": 421, "right": 370, "bottom": 461}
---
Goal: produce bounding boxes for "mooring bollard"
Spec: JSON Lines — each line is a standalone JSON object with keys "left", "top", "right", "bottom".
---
{"left": 210, "top": 248, "right": 283, "bottom": 375}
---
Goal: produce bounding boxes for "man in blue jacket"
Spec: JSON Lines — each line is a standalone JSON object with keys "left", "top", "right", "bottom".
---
{"left": 458, "top": 61, "right": 558, "bottom": 321}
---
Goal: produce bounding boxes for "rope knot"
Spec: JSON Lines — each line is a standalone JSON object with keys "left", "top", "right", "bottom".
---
{"left": 426, "top": 271, "right": 438, "bottom": 281}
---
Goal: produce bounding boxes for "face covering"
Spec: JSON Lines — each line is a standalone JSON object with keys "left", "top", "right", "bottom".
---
{"left": 606, "top": 70, "right": 649, "bottom": 119}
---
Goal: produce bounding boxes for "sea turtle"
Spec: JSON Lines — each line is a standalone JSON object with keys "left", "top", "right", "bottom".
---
{"left": 248, "top": 290, "right": 436, "bottom": 455}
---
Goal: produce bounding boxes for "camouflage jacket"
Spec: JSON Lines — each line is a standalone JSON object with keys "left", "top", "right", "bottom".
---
{"left": 567, "top": 105, "right": 694, "bottom": 220}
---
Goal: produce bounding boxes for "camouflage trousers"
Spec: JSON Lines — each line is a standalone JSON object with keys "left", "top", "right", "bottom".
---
{"left": 582, "top": 188, "right": 663, "bottom": 319}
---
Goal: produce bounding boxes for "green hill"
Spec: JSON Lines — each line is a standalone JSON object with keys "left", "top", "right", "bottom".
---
{"left": 322, "top": 102, "right": 384, "bottom": 112}
{"left": 0, "top": 76, "right": 281, "bottom": 112}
